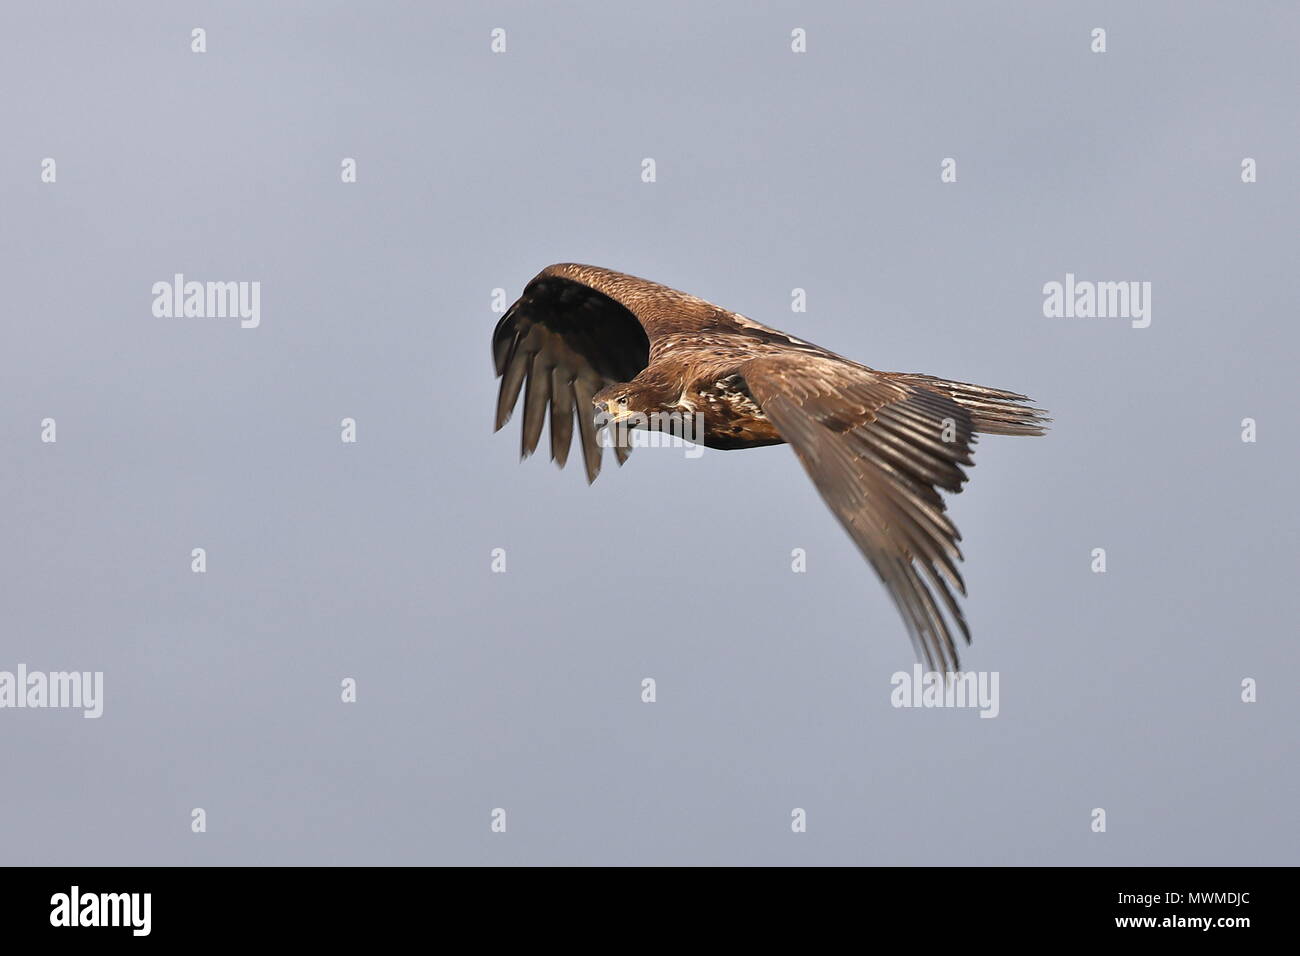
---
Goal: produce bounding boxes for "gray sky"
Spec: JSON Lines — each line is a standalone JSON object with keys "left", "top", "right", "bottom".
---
{"left": 1, "top": 0, "right": 1296, "bottom": 865}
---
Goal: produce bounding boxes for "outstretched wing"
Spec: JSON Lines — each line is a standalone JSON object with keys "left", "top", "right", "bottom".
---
{"left": 743, "top": 355, "right": 989, "bottom": 672}
{"left": 492, "top": 265, "right": 663, "bottom": 482}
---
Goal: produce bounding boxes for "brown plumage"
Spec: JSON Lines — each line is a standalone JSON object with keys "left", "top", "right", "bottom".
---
{"left": 492, "top": 263, "right": 1049, "bottom": 671}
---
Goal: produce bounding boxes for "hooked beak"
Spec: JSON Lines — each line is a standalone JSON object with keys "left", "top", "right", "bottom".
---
{"left": 595, "top": 401, "right": 634, "bottom": 427}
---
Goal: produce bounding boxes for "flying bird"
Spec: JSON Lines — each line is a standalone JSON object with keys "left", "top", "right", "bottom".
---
{"left": 492, "top": 264, "right": 1048, "bottom": 671}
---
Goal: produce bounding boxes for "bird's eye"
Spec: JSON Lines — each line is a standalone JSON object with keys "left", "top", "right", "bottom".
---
{"left": 617, "top": 395, "right": 629, "bottom": 407}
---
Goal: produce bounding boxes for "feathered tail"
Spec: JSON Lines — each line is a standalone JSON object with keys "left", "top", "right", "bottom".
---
{"left": 897, "top": 374, "right": 1051, "bottom": 437}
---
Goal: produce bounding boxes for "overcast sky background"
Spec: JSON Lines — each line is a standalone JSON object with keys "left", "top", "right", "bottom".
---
{"left": 2, "top": 1, "right": 1297, "bottom": 865}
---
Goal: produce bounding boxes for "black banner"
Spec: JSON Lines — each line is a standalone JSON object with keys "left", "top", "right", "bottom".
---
{"left": 0, "top": 866, "right": 1276, "bottom": 941}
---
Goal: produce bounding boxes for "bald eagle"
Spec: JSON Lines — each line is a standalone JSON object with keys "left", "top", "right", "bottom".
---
{"left": 492, "top": 264, "right": 1049, "bottom": 671}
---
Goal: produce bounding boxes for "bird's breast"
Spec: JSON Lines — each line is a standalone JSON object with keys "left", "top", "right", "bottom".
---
{"left": 694, "top": 378, "right": 785, "bottom": 449}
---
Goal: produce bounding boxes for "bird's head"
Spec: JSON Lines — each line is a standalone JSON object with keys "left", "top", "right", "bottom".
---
{"left": 591, "top": 384, "right": 639, "bottom": 428}
{"left": 592, "top": 378, "right": 680, "bottom": 429}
